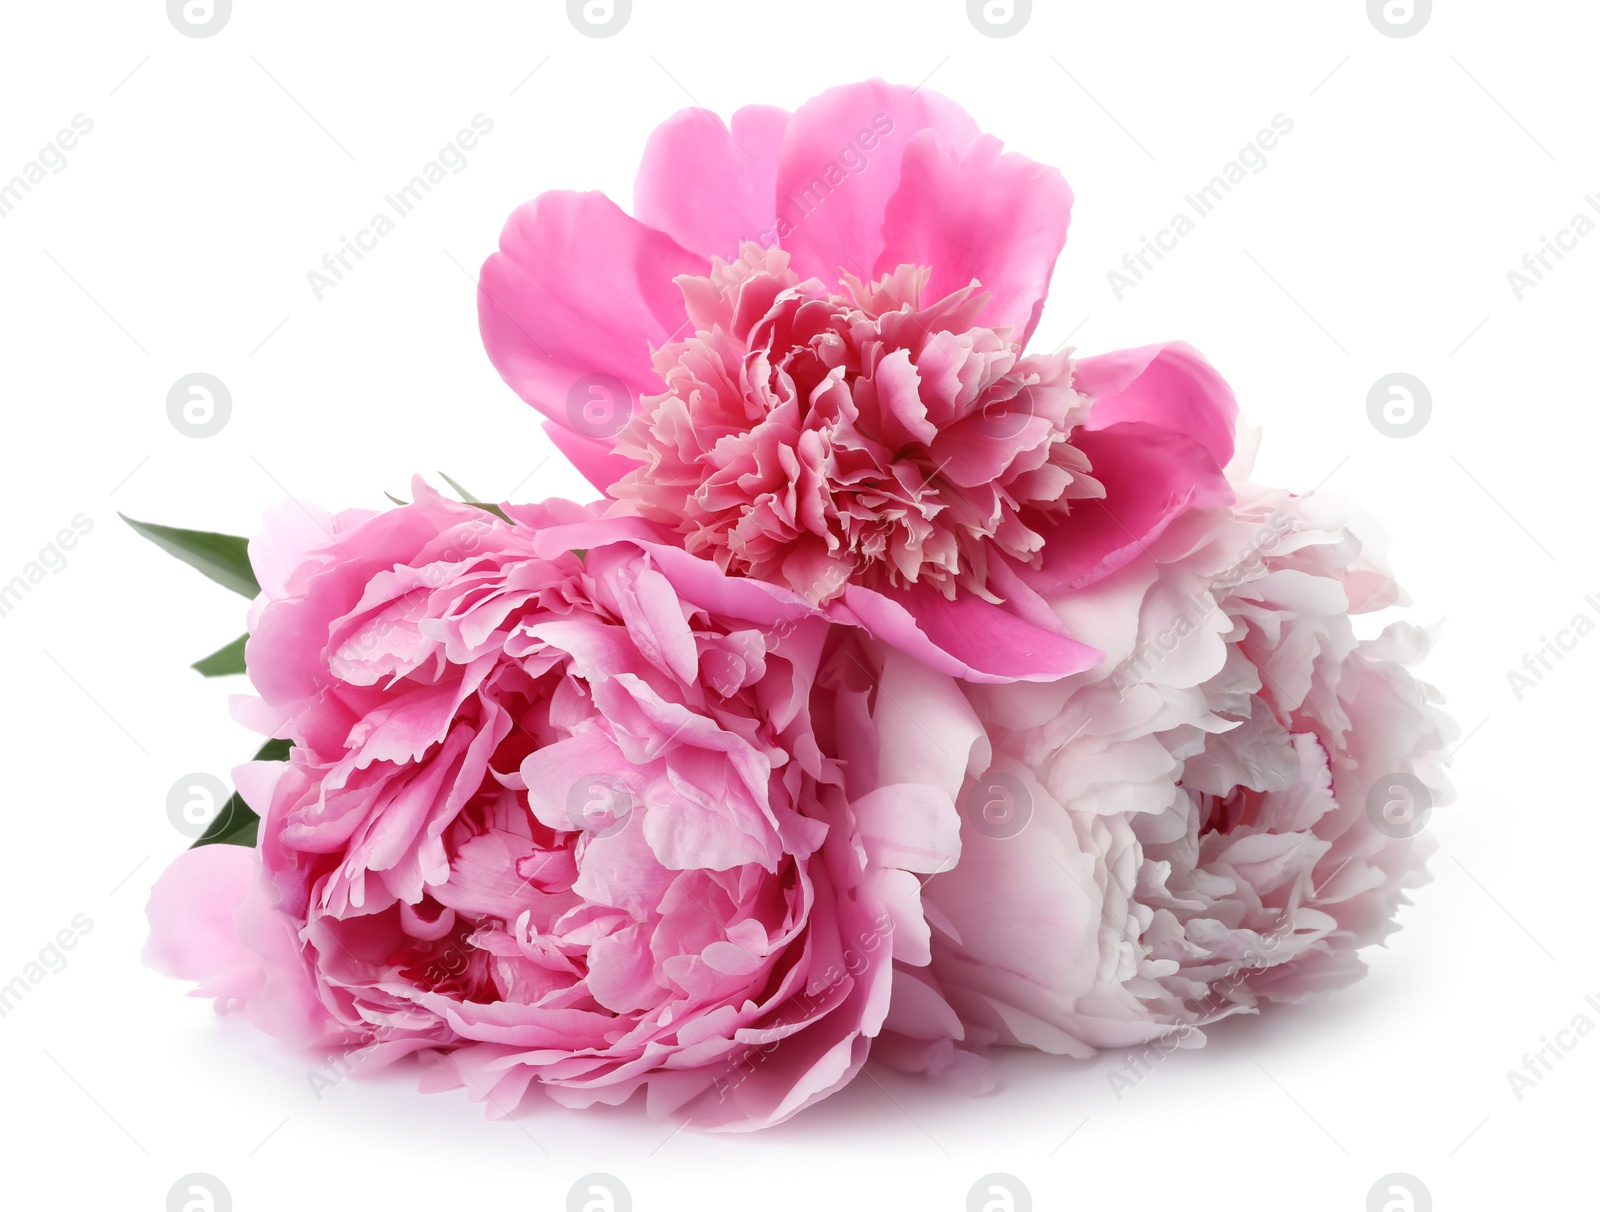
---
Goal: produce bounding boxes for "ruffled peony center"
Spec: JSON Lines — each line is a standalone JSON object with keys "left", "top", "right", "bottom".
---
{"left": 1133, "top": 675, "right": 1348, "bottom": 1011}
{"left": 613, "top": 243, "right": 1103, "bottom": 604}
{"left": 277, "top": 537, "right": 820, "bottom": 1043}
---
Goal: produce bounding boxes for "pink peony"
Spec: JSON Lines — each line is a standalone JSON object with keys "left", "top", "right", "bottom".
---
{"left": 477, "top": 79, "right": 1239, "bottom": 684}
{"left": 145, "top": 480, "right": 987, "bottom": 1130}
{"left": 611, "top": 248, "right": 1103, "bottom": 606}
{"left": 884, "top": 484, "right": 1455, "bottom": 1074}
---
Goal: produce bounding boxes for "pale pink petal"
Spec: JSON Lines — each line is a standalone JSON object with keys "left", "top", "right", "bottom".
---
{"left": 851, "top": 783, "right": 962, "bottom": 874}
{"left": 143, "top": 845, "right": 264, "bottom": 1001}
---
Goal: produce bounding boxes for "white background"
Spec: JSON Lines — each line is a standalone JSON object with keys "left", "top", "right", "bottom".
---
{"left": 0, "top": 1, "right": 1591, "bottom": 1208}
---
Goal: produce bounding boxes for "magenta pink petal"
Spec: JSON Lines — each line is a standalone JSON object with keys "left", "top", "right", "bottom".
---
{"left": 541, "top": 420, "right": 640, "bottom": 494}
{"left": 1009, "top": 342, "right": 1241, "bottom": 594}
{"left": 634, "top": 104, "right": 790, "bottom": 261}
{"left": 831, "top": 582, "right": 1101, "bottom": 683}
{"left": 478, "top": 190, "right": 706, "bottom": 433}
{"left": 877, "top": 131, "right": 1073, "bottom": 344}
{"left": 1076, "top": 341, "right": 1239, "bottom": 469}
{"left": 774, "top": 79, "right": 980, "bottom": 284}
{"left": 1020, "top": 422, "right": 1231, "bottom": 594}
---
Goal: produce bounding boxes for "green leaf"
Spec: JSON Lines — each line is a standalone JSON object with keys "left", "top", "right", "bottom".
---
{"left": 252, "top": 737, "right": 292, "bottom": 762}
{"left": 385, "top": 491, "right": 408, "bottom": 506}
{"left": 190, "top": 738, "right": 291, "bottom": 849}
{"left": 192, "top": 633, "right": 248, "bottom": 677}
{"left": 437, "top": 471, "right": 481, "bottom": 502}
{"left": 121, "top": 515, "right": 260, "bottom": 598}
{"left": 437, "top": 472, "right": 511, "bottom": 522}
{"left": 191, "top": 792, "right": 259, "bottom": 848}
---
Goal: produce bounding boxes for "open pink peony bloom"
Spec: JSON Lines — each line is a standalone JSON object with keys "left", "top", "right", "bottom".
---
{"left": 145, "top": 480, "right": 986, "bottom": 1130}
{"left": 881, "top": 485, "right": 1455, "bottom": 1076}
{"left": 612, "top": 248, "right": 1103, "bottom": 606}
{"left": 477, "top": 79, "right": 1239, "bottom": 683}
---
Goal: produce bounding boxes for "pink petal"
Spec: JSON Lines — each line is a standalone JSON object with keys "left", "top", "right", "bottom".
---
{"left": 248, "top": 499, "right": 336, "bottom": 601}
{"left": 877, "top": 131, "right": 1073, "bottom": 344}
{"left": 585, "top": 924, "right": 663, "bottom": 1013}
{"left": 521, "top": 731, "right": 629, "bottom": 832}
{"left": 851, "top": 783, "right": 962, "bottom": 874}
{"left": 870, "top": 867, "right": 935, "bottom": 966}
{"left": 871, "top": 646, "right": 987, "bottom": 795}
{"left": 1077, "top": 341, "right": 1239, "bottom": 470}
{"left": 774, "top": 80, "right": 980, "bottom": 284}
{"left": 634, "top": 105, "right": 790, "bottom": 261}
{"left": 882, "top": 967, "right": 967, "bottom": 1041}
{"left": 145, "top": 845, "right": 342, "bottom": 1050}
{"left": 1023, "top": 421, "right": 1231, "bottom": 593}
{"left": 831, "top": 582, "right": 1101, "bottom": 683}
{"left": 478, "top": 190, "right": 706, "bottom": 436}
{"left": 143, "top": 845, "right": 262, "bottom": 1001}
{"left": 1017, "top": 342, "right": 1241, "bottom": 593}
{"left": 541, "top": 420, "right": 639, "bottom": 495}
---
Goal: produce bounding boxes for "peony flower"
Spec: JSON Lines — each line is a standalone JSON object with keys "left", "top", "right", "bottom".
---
{"left": 145, "top": 479, "right": 988, "bottom": 1130}
{"left": 883, "top": 484, "right": 1455, "bottom": 1076}
{"left": 477, "top": 79, "right": 1239, "bottom": 684}
{"left": 611, "top": 248, "right": 1104, "bottom": 607}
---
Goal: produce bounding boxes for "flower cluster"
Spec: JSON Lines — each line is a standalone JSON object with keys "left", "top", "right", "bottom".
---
{"left": 144, "top": 80, "right": 1451, "bottom": 1130}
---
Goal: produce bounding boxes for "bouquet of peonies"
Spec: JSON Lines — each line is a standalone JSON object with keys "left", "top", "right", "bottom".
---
{"left": 141, "top": 81, "right": 1453, "bottom": 1130}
